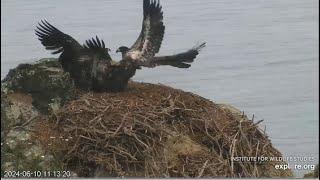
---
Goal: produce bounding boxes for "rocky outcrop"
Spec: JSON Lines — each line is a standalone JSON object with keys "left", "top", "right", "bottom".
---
{"left": 2, "top": 58, "right": 74, "bottom": 113}
{"left": 1, "top": 58, "right": 293, "bottom": 178}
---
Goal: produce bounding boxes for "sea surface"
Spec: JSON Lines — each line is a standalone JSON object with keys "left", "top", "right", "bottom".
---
{"left": 1, "top": 0, "right": 319, "bottom": 177}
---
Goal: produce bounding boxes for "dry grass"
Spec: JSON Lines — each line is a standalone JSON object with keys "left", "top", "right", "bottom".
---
{"left": 34, "top": 82, "right": 293, "bottom": 178}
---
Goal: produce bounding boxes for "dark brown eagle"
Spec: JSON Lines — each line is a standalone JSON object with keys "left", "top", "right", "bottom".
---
{"left": 35, "top": 0, "right": 206, "bottom": 92}
{"left": 35, "top": 20, "right": 117, "bottom": 90}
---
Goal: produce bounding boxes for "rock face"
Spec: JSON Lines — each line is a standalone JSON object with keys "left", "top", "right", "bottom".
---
{"left": 1, "top": 58, "right": 293, "bottom": 178}
{"left": 2, "top": 58, "right": 74, "bottom": 113}
{"left": 1, "top": 59, "right": 74, "bottom": 177}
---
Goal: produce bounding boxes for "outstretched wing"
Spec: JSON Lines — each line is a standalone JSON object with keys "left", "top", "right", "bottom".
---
{"left": 147, "top": 42, "right": 206, "bottom": 68}
{"left": 83, "top": 36, "right": 106, "bottom": 50}
{"left": 35, "top": 20, "right": 82, "bottom": 55}
{"left": 83, "top": 36, "right": 112, "bottom": 61}
{"left": 128, "top": 0, "right": 165, "bottom": 61}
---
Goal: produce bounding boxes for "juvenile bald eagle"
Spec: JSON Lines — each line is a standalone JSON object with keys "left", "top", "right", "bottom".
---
{"left": 116, "top": 0, "right": 206, "bottom": 69}
{"left": 36, "top": 20, "right": 136, "bottom": 91}
{"left": 35, "top": 20, "right": 117, "bottom": 90}
{"left": 35, "top": 0, "right": 206, "bottom": 92}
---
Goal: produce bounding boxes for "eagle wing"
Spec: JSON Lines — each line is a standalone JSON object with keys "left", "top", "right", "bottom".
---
{"left": 83, "top": 36, "right": 112, "bottom": 61}
{"left": 147, "top": 42, "right": 206, "bottom": 68}
{"left": 35, "top": 20, "right": 82, "bottom": 55}
{"left": 128, "top": 0, "right": 165, "bottom": 62}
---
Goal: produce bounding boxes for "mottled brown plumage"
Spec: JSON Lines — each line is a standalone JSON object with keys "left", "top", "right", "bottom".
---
{"left": 116, "top": 0, "right": 206, "bottom": 69}
{"left": 35, "top": 0, "right": 206, "bottom": 92}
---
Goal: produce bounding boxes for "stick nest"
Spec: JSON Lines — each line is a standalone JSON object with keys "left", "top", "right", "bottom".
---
{"left": 35, "top": 82, "right": 293, "bottom": 178}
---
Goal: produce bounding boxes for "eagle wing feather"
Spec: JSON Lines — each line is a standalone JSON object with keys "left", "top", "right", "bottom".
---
{"left": 128, "top": 0, "right": 165, "bottom": 62}
{"left": 148, "top": 42, "right": 206, "bottom": 68}
{"left": 35, "top": 20, "right": 82, "bottom": 55}
{"left": 83, "top": 36, "right": 112, "bottom": 62}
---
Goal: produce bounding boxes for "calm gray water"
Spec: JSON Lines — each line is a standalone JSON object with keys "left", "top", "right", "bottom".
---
{"left": 1, "top": 0, "right": 319, "bottom": 177}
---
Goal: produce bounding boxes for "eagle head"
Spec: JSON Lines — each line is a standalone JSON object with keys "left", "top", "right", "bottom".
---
{"left": 116, "top": 46, "right": 130, "bottom": 53}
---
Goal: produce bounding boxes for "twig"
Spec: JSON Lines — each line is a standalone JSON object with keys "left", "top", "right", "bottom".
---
{"left": 197, "top": 160, "right": 209, "bottom": 178}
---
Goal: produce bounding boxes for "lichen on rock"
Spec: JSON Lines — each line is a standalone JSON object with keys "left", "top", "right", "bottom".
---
{"left": 1, "top": 58, "right": 72, "bottom": 177}
{"left": 1, "top": 58, "right": 75, "bottom": 113}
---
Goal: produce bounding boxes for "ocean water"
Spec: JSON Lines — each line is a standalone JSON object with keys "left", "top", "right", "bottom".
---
{"left": 1, "top": 0, "right": 318, "bottom": 177}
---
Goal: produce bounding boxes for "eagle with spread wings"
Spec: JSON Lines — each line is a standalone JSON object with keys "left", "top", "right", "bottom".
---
{"left": 35, "top": 0, "right": 206, "bottom": 92}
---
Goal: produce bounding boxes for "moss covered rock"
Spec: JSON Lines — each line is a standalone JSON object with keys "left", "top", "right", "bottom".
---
{"left": 1, "top": 58, "right": 75, "bottom": 113}
{"left": 1, "top": 58, "right": 74, "bottom": 177}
